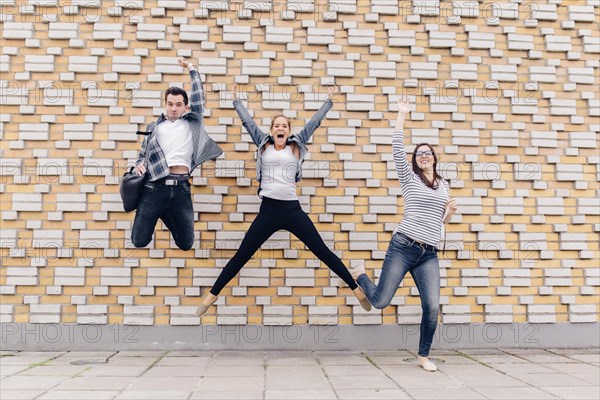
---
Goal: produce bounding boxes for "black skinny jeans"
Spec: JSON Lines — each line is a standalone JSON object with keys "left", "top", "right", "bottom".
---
{"left": 210, "top": 197, "right": 358, "bottom": 295}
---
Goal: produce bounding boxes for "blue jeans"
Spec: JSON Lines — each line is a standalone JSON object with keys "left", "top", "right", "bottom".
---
{"left": 131, "top": 181, "right": 194, "bottom": 250}
{"left": 357, "top": 232, "right": 440, "bottom": 357}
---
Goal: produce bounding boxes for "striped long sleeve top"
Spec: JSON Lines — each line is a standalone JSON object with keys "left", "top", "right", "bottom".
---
{"left": 393, "top": 130, "right": 449, "bottom": 248}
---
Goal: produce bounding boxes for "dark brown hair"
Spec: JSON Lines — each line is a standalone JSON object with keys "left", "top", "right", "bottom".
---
{"left": 164, "top": 87, "right": 189, "bottom": 105}
{"left": 411, "top": 143, "right": 442, "bottom": 189}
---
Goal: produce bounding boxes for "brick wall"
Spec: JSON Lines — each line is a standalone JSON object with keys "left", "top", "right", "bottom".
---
{"left": 0, "top": 1, "right": 598, "bottom": 327}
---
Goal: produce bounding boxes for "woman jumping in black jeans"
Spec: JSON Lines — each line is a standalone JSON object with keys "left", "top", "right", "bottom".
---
{"left": 196, "top": 86, "right": 371, "bottom": 316}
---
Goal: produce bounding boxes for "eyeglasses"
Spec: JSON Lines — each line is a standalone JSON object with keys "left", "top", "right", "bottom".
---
{"left": 415, "top": 150, "right": 433, "bottom": 157}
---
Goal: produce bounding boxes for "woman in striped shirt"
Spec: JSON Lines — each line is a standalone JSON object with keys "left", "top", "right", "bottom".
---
{"left": 352, "top": 98, "right": 457, "bottom": 372}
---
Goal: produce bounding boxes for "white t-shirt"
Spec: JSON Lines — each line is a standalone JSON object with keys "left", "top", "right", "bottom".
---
{"left": 156, "top": 119, "right": 193, "bottom": 171}
{"left": 260, "top": 145, "right": 298, "bottom": 201}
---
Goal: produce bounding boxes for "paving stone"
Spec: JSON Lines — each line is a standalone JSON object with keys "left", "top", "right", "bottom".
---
{"left": 54, "top": 376, "right": 135, "bottom": 391}
{"left": 126, "top": 376, "right": 199, "bottom": 392}
{"left": 1, "top": 375, "right": 68, "bottom": 390}
{"left": 474, "top": 387, "right": 558, "bottom": 400}
{"left": 37, "top": 391, "right": 119, "bottom": 400}
{"left": 116, "top": 391, "right": 192, "bottom": 400}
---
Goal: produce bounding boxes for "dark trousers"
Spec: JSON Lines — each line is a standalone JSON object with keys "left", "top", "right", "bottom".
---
{"left": 210, "top": 197, "right": 358, "bottom": 295}
{"left": 131, "top": 180, "right": 194, "bottom": 250}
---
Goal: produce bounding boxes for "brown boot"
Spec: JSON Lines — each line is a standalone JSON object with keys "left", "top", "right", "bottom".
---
{"left": 353, "top": 287, "right": 371, "bottom": 311}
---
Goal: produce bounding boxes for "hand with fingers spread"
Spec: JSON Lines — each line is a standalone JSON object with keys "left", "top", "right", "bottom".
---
{"left": 232, "top": 83, "right": 238, "bottom": 101}
{"left": 395, "top": 96, "right": 413, "bottom": 130}
{"left": 326, "top": 86, "right": 338, "bottom": 100}
{"left": 397, "top": 97, "right": 413, "bottom": 116}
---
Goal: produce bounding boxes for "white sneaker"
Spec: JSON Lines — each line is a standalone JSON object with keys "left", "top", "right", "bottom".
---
{"left": 417, "top": 356, "right": 437, "bottom": 372}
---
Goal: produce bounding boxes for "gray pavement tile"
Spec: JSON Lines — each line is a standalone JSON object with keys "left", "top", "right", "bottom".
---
{"left": 426, "top": 349, "right": 463, "bottom": 356}
{"left": 37, "top": 390, "right": 119, "bottom": 400}
{"left": 327, "top": 374, "right": 399, "bottom": 390}
{"left": 266, "top": 356, "right": 319, "bottom": 366}
{"left": 0, "top": 365, "right": 30, "bottom": 377}
{"left": 516, "top": 354, "right": 581, "bottom": 363}
{"left": 487, "top": 362, "right": 556, "bottom": 375}
{"left": 515, "top": 373, "right": 592, "bottom": 387}
{"left": 0, "top": 390, "right": 46, "bottom": 400}
{"left": 361, "top": 350, "right": 412, "bottom": 357}
{"left": 156, "top": 356, "right": 212, "bottom": 366}
{"left": 266, "top": 351, "right": 318, "bottom": 366}
{"left": 567, "top": 354, "right": 600, "bottom": 363}
{"left": 541, "top": 385, "right": 600, "bottom": 400}
{"left": 541, "top": 362, "right": 600, "bottom": 374}
{"left": 468, "top": 353, "right": 530, "bottom": 364}
{"left": 404, "top": 386, "right": 486, "bottom": 399}
{"left": 18, "top": 365, "right": 88, "bottom": 376}
{"left": 115, "top": 391, "right": 192, "bottom": 399}
{"left": 54, "top": 376, "right": 135, "bottom": 391}
{"left": 460, "top": 349, "right": 507, "bottom": 355}
{"left": 265, "top": 389, "right": 337, "bottom": 399}
{"left": 548, "top": 349, "right": 600, "bottom": 355}
{"left": 211, "top": 352, "right": 264, "bottom": 366}
{"left": 190, "top": 389, "right": 263, "bottom": 400}
{"left": 431, "top": 355, "right": 478, "bottom": 364}
{"left": 472, "top": 387, "right": 558, "bottom": 399}
{"left": 0, "top": 375, "right": 68, "bottom": 391}
{"left": 0, "top": 355, "right": 58, "bottom": 366}
{"left": 575, "top": 373, "right": 600, "bottom": 385}
{"left": 125, "top": 376, "right": 200, "bottom": 392}
{"left": 107, "top": 357, "right": 161, "bottom": 366}
{"left": 265, "top": 375, "right": 331, "bottom": 391}
{"left": 197, "top": 376, "right": 264, "bottom": 391}
{"left": 322, "top": 365, "right": 386, "bottom": 376}
{"left": 79, "top": 365, "right": 149, "bottom": 377}
{"left": 63, "top": 352, "right": 117, "bottom": 358}
{"left": 440, "top": 364, "right": 529, "bottom": 388}
{"left": 43, "top": 356, "right": 110, "bottom": 366}
{"left": 266, "top": 365, "right": 326, "bottom": 378}
{"left": 13, "top": 352, "right": 66, "bottom": 358}
{"left": 502, "top": 349, "right": 554, "bottom": 355}
{"left": 111, "top": 351, "right": 166, "bottom": 357}
{"left": 143, "top": 366, "right": 207, "bottom": 377}
{"left": 203, "top": 365, "right": 264, "bottom": 377}
{"left": 214, "top": 351, "right": 265, "bottom": 359}
{"left": 336, "top": 389, "right": 411, "bottom": 400}
{"left": 166, "top": 351, "right": 216, "bottom": 357}
{"left": 367, "top": 355, "right": 417, "bottom": 365}
{"left": 379, "top": 365, "right": 465, "bottom": 389}
{"left": 315, "top": 353, "right": 372, "bottom": 366}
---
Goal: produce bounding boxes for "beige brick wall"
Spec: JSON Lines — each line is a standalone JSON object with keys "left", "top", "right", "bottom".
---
{"left": 1, "top": 1, "right": 598, "bottom": 327}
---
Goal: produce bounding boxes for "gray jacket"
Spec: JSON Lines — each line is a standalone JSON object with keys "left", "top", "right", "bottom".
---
{"left": 232, "top": 98, "right": 333, "bottom": 184}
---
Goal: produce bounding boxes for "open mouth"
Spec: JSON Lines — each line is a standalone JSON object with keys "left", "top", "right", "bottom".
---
{"left": 276, "top": 134, "right": 285, "bottom": 140}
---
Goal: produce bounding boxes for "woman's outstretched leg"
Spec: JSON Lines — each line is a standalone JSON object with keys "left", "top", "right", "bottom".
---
{"left": 284, "top": 207, "right": 371, "bottom": 311}
{"left": 196, "top": 212, "right": 278, "bottom": 317}
{"left": 353, "top": 234, "right": 414, "bottom": 309}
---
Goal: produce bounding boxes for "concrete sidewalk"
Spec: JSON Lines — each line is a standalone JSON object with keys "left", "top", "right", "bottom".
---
{"left": 0, "top": 348, "right": 598, "bottom": 400}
